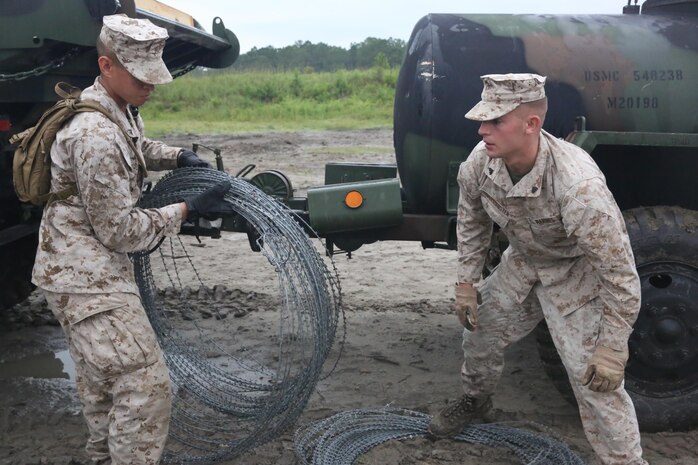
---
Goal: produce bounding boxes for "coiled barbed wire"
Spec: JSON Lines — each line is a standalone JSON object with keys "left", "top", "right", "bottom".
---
{"left": 133, "top": 168, "right": 343, "bottom": 464}
{"left": 295, "top": 408, "right": 586, "bottom": 465}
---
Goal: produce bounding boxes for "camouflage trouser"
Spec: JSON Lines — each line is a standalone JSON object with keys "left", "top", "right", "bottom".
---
{"left": 461, "top": 268, "right": 647, "bottom": 465}
{"left": 43, "top": 290, "right": 172, "bottom": 465}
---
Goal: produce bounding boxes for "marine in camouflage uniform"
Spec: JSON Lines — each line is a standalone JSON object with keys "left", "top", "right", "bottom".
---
{"left": 428, "top": 74, "right": 647, "bottom": 465}
{"left": 32, "top": 15, "right": 219, "bottom": 465}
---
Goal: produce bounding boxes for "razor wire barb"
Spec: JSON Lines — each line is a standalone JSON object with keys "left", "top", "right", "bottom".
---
{"left": 134, "top": 168, "right": 343, "bottom": 464}
{"left": 294, "top": 408, "right": 586, "bottom": 465}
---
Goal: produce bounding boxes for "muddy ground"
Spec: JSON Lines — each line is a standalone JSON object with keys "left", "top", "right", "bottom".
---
{"left": 1, "top": 129, "right": 696, "bottom": 465}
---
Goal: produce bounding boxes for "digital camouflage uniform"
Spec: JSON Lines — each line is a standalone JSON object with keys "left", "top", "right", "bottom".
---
{"left": 456, "top": 75, "right": 646, "bottom": 465}
{"left": 32, "top": 15, "right": 182, "bottom": 465}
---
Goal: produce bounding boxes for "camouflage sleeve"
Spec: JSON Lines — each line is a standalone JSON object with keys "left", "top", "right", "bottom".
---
{"left": 456, "top": 153, "right": 493, "bottom": 283}
{"left": 141, "top": 137, "right": 181, "bottom": 171}
{"left": 561, "top": 178, "right": 641, "bottom": 351}
{"left": 74, "top": 128, "right": 183, "bottom": 253}
{"left": 135, "top": 112, "right": 180, "bottom": 171}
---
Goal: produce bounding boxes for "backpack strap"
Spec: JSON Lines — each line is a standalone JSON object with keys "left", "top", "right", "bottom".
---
{"left": 55, "top": 82, "right": 82, "bottom": 99}
{"left": 41, "top": 84, "right": 148, "bottom": 207}
{"left": 54, "top": 82, "right": 147, "bottom": 173}
{"left": 44, "top": 185, "right": 79, "bottom": 206}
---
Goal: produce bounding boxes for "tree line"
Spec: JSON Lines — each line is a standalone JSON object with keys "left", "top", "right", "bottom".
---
{"left": 231, "top": 37, "right": 407, "bottom": 72}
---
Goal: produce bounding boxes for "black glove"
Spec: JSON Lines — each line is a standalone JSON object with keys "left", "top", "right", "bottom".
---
{"left": 178, "top": 150, "right": 212, "bottom": 169}
{"left": 185, "top": 181, "right": 234, "bottom": 222}
{"left": 85, "top": 0, "right": 121, "bottom": 19}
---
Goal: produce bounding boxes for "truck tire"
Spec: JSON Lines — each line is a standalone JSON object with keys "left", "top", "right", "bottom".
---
{"left": 536, "top": 206, "right": 698, "bottom": 432}
{"left": 0, "top": 234, "right": 37, "bottom": 311}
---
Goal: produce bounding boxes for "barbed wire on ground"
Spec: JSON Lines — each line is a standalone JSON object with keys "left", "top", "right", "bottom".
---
{"left": 294, "top": 408, "right": 586, "bottom": 465}
{"left": 134, "top": 168, "right": 343, "bottom": 464}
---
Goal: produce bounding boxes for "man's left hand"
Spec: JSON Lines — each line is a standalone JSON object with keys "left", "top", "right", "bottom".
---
{"left": 582, "top": 345, "right": 628, "bottom": 392}
{"left": 178, "top": 150, "right": 212, "bottom": 169}
{"left": 455, "top": 283, "right": 480, "bottom": 331}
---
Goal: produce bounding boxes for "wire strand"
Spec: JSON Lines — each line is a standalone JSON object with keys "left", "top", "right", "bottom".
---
{"left": 134, "top": 168, "right": 343, "bottom": 464}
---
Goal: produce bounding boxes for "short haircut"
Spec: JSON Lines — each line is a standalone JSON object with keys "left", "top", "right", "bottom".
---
{"left": 520, "top": 97, "right": 548, "bottom": 125}
{"left": 96, "top": 36, "right": 121, "bottom": 65}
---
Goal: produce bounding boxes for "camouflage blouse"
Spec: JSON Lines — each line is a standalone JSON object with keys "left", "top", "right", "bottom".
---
{"left": 32, "top": 78, "right": 182, "bottom": 305}
{"left": 456, "top": 130, "right": 640, "bottom": 351}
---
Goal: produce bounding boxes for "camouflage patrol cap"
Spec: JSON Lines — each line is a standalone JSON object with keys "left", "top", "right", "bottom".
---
{"left": 465, "top": 73, "right": 546, "bottom": 121}
{"left": 100, "top": 14, "right": 172, "bottom": 85}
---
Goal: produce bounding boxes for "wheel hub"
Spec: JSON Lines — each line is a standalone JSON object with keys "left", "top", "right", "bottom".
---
{"left": 654, "top": 317, "right": 683, "bottom": 345}
{"left": 626, "top": 262, "right": 698, "bottom": 397}
{"left": 249, "top": 170, "right": 293, "bottom": 199}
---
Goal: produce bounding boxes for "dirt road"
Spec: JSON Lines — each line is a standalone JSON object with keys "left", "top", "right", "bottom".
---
{"left": 1, "top": 129, "right": 695, "bottom": 465}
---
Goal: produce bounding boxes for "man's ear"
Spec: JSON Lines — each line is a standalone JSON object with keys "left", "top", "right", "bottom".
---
{"left": 525, "top": 114, "right": 543, "bottom": 134}
{"left": 98, "top": 56, "right": 115, "bottom": 77}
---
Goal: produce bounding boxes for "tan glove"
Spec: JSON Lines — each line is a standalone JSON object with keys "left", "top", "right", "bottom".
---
{"left": 455, "top": 283, "right": 480, "bottom": 331}
{"left": 582, "top": 345, "right": 628, "bottom": 392}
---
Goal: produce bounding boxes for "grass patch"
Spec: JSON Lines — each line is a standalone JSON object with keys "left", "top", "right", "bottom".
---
{"left": 141, "top": 68, "right": 398, "bottom": 136}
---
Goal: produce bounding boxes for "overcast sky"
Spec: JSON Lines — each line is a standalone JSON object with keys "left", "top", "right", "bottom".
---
{"left": 161, "top": 1, "right": 635, "bottom": 53}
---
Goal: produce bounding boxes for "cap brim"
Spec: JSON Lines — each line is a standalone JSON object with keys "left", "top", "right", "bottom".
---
{"left": 123, "top": 59, "right": 173, "bottom": 85}
{"left": 464, "top": 100, "right": 519, "bottom": 121}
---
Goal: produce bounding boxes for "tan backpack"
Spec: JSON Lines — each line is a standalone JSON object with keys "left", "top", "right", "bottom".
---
{"left": 10, "top": 82, "right": 138, "bottom": 206}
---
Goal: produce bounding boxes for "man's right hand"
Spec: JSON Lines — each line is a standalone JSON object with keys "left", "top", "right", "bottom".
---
{"left": 184, "top": 181, "right": 234, "bottom": 222}
{"left": 455, "top": 283, "right": 480, "bottom": 331}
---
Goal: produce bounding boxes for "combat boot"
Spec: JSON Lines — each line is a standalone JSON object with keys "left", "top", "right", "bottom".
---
{"left": 428, "top": 394, "right": 492, "bottom": 438}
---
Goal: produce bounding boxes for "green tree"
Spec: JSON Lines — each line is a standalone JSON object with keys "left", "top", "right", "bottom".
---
{"left": 350, "top": 37, "right": 406, "bottom": 69}
{"left": 373, "top": 52, "right": 389, "bottom": 69}
{"left": 231, "top": 37, "right": 406, "bottom": 72}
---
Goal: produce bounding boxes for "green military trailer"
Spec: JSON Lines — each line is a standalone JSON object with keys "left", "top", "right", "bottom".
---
{"left": 246, "top": 0, "right": 698, "bottom": 433}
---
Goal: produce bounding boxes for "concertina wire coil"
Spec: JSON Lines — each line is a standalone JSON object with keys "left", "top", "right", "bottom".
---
{"left": 134, "top": 167, "right": 343, "bottom": 464}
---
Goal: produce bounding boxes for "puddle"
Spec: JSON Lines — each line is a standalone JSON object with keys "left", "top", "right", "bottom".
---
{"left": 0, "top": 350, "right": 76, "bottom": 382}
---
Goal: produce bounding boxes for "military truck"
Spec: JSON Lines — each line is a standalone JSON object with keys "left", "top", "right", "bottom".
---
{"left": 1, "top": 0, "right": 696, "bottom": 434}
{"left": 0, "top": 0, "right": 239, "bottom": 308}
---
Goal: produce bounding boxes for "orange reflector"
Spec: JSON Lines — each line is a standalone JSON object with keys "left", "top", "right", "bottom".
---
{"left": 344, "top": 190, "right": 363, "bottom": 209}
